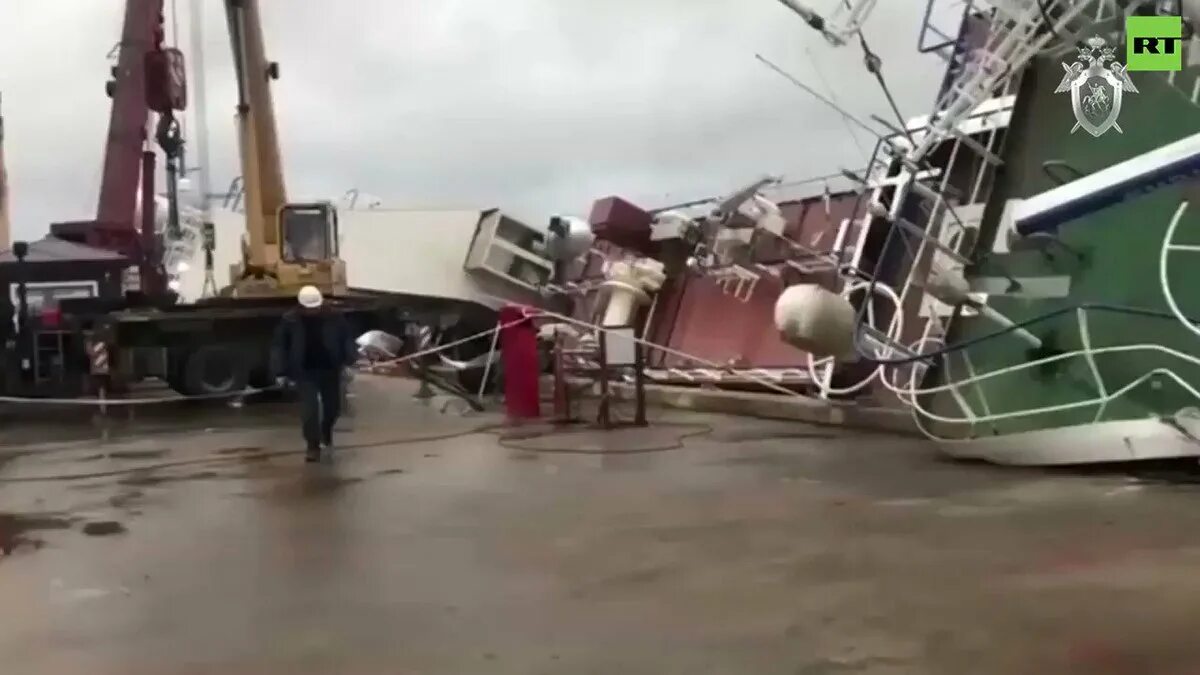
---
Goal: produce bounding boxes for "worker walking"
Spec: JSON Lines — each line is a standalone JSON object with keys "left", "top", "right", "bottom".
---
{"left": 272, "top": 285, "right": 357, "bottom": 462}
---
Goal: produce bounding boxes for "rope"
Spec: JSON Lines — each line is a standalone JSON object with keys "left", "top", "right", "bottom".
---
{"left": 0, "top": 317, "right": 530, "bottom": 407}
{"left": 0, "top": 386, "right": 278, "bottom": 407}
{"left": 500, "top": 301, "right": 826, "bottom": 402}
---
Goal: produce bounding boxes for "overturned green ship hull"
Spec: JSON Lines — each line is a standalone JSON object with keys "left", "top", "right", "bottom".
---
{"left": 923, "top": 45, "right": 1200, "bottom": 463}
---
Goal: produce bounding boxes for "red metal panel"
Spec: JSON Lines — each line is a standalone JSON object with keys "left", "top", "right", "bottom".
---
{"left": 564, "top": 190, "right": 886, "bottom": 375}
{"left": 644, "top": 274, "right": 687, "bottom": 366}
{"left": 794, "top": 194, "right": 842, "bottom": 255}
{"left": 661, "top": 275, "right": 811, "bottom": 369}
{"left": 587, "top": 196, "right": 657, "bottom": 257}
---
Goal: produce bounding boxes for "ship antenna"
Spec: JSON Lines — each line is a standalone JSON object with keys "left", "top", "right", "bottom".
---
{"left": 188, "top": 0, "right": 218, "bottom": 298}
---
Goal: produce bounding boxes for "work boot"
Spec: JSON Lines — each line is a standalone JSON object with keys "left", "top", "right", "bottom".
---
{"left": 305, "top": 446, "right": 321, "bottom": 463}
{"left": 321, "top": 439, "right": 334, "bottom": 460}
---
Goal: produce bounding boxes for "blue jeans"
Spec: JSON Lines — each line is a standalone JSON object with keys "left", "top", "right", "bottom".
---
{"left": 298, "top": 370, "right": 342, "bottom": 450}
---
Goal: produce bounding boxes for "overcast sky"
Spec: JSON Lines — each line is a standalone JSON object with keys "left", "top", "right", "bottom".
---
{"left": 0, "top": 0, "right": 958, "bottom": 241}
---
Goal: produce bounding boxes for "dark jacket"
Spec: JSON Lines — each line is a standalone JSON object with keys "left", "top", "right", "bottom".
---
{"left": 271, "top": 309, "right": 357, "bottom": 378}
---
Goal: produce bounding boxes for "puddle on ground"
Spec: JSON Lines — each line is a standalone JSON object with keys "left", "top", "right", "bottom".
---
{"left": 241, "top": 471, "right": 368, "bottom": 501}
{"left": 179, "top": 471, "right": 222, "bottom": 480}
{"left": 0, "top": 513, "right": 73, "bottom": 556}
{"left": 107, "top": 489, "right": 145, "bottom": 509}
{"left": 215, "top": 446, "right": 265, "bottom": 456}
{"left": 709, "top": 428, "right": 838, "bottom": 443}
{"left": 0, "top": 450, "right": 28, "bottom": 472}
{"left": 107, "top": 449, "right": 170, "bottom": 460}
{"left": 81, "top": 520, "right": 127, "bottom": 537}
{"left": 118, "top": 471, "right": 167, "bottom": 487}
{"left": 117, "top": 468, "right": 232, "bottom": 487}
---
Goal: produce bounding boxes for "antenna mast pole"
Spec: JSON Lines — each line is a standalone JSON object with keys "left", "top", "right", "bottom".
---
{"left": 189, "top": 0, "right": 218, "bottom": 296}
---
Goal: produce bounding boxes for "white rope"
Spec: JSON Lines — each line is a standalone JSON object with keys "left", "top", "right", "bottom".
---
{"left": 364, "top": 316, "right": 530, "bottom": 369}
{"left": 479, "top": 295, "right": 830, "bottom": 403}
{"left": 0, "top": 387, "right": 277, "bottom": 407}
{"left": 0, "top": 318, "right": 531, "bottom": 407}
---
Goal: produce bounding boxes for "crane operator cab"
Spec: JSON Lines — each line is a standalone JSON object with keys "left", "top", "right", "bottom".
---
{"left": 229, "top": 201, "right": 348, "bottom": 299}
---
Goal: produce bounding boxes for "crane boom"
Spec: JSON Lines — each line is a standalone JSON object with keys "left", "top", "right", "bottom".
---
{"left": 224, "top": 0, "right": 285, "bottom": 271}
{"left": 222, "top": 0, "right": 345, "bottom": 297}
{"left": 97, "top": 0, "right": 160, "bottom": 232}
{"left": 49, "top": 0, "right": 164, "bottom": 262}
{"left": 44, "top": 0, "right": 186, "bottom": 299}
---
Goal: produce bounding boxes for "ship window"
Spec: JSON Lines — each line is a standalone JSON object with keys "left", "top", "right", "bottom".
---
{"left": 281, "top": 205, "right": 332, "bottom": 262}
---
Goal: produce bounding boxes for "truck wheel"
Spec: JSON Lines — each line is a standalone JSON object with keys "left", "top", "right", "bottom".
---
{"left": 165, "top": 348, "right": 189, "bottom": 394}
{"left": 183, "top": 344, "right": 249, "bottom": 397}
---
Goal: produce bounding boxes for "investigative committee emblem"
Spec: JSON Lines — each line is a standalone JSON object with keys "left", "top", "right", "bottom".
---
{"left": 1054, "top": 36, "right": 1139, "bottom": 137}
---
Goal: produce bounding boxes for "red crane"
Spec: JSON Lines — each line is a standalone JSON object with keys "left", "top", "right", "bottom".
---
{"left": 49, "top": 0, "right": 187, "bottom": 296}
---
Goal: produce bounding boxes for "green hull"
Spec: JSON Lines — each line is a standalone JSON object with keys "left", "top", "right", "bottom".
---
{"left": 926, "top": 55, "right": 1200, "bottom": 437}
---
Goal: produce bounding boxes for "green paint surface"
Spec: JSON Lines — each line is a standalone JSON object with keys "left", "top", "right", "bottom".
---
{"left": 925, "top": 55, "right": 1200, "bottom": 436}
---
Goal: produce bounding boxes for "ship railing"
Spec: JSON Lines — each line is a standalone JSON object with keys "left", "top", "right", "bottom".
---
{"left": 911, "top": 0, "right": 1096, "bottom": 166}
{"left": 819, "top": 200, "right": 1198, "bottom": 440}
{"left": 807, "top": 53, "right": 1020, "bottom": 399}
{"left": 703, "top": 263, "right": 762, "bottom": 303}
{"left": 644, "top": 367, "right": 812, "bottom": 386}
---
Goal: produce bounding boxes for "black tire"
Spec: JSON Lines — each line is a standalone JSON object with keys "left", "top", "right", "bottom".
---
{"left": 165, "top": 348, "right": 189, "bottom": 394}
{"left": 182, "top": 344, "right": 249, "bottom": 397}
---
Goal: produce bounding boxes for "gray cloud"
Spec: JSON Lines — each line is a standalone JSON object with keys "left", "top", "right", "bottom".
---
{"left": 1, "top": 0, "right": 957, "bottom": 241}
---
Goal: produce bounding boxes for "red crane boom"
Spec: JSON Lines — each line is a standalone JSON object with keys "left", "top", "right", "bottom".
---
{"left": 49, "top": 0, "right": 186, "bottom": 295}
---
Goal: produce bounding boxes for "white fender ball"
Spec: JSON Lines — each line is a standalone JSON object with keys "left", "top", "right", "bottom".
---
{"left": 773, "top": 284, "right": 857, "bottom": 360}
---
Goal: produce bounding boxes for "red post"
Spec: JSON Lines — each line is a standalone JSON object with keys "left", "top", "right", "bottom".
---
{"left": 498, "top": 305, "right": 540, "bottom": 421}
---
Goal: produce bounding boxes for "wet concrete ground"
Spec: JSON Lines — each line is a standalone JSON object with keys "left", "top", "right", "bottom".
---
{"left": 3, "top": 378, "right": 1200, "bottom": 674}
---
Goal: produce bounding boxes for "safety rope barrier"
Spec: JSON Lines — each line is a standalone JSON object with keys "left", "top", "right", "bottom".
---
{"left": 17, "top": 212, "right": 1198, "bottom": 445}
{"left": 478, "top": 293, "right": 831, "bottom": 403}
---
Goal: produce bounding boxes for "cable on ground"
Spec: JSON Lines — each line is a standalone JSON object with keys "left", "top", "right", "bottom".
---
{"left": 0, "top": 423, "right": 712, "bottom": 483}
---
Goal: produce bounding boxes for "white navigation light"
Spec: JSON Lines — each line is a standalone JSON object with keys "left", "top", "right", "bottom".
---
{"left": 1012, "top": 131, "right": 1200, "bottom": 236}
{"left": 545, "top": 215, "right": 595, "bottom": 261}
{"left": 774, "top": 284, "right": 857, "bottom": 359}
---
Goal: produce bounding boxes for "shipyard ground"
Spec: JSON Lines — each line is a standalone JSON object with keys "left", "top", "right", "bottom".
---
{"left": 2, "top": 378, "right": 1200, "bottom": 674}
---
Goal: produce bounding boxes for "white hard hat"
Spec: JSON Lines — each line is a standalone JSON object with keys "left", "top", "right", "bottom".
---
{"left": 297, "top": 285, "right": 324, "bottom": 308}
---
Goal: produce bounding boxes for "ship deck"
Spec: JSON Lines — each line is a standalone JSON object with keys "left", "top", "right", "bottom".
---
{"left": 4, "top": 376, "right": 1200, "bottom": 673}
